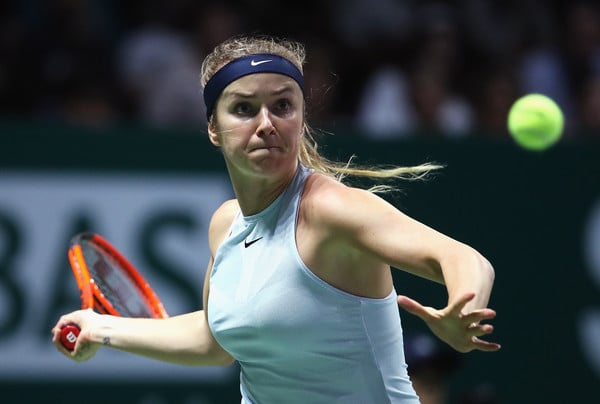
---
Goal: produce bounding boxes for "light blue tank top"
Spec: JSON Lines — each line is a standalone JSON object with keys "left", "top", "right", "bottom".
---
{"left": 207, "top": 165, "right": 419, "bottom": 403}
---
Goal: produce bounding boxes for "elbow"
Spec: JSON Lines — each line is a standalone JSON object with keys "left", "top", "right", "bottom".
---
{"left": 453, "top": 244, "right": 495, "bottom": 286}
{"left": 442, "top": 245, "right": 496, "bottom": 309}
{"left": 467, "top": 248, "right": 495, "bottom": 299}
{"left": 195, "top": 344, "right": 235, "bottom": 367}
{"left": 479, "top": 252, "right": 495, "bottom": 284}
{"left": 208, "top": 347, "right": 235, "bottom": 368}
{"left": 215, "top": 355, "right": 236, "bottom": 367}
{"left": 203, "top": 352, "right": 235, "bottom": 367}
{"left": 185, "top": 351, "right": 235, "bottom": 367}
{"left": 463, "top": 245, "right": 494, "bottom": 282}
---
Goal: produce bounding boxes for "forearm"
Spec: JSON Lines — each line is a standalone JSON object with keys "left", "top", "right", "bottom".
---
{"left": 440, "top": 245, "right": 495, "bottom": 312}
{"left": 89, "top": 311, "right": 234, "bottom": 366}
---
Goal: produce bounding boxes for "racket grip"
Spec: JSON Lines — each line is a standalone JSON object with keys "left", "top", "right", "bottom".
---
{"left": 59, "top": 324, "right": 80, "bottom": 351}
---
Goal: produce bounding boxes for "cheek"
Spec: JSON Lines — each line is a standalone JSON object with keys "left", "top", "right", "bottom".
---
{"left": 212, "top": 119, "right": 250, "bottom": 145}
{"left": 215, "top": 130, "right": 255, "bottom": 160}
{"left": 292, "top": 123, "right": 305, "bottom": 144}
{"left": 280, "top": 116, "right": 303, "bottom": 135}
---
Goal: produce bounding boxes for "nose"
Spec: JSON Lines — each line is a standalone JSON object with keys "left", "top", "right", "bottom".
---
{"left": 256, "top": 106, "right": 275, "bottom": 136}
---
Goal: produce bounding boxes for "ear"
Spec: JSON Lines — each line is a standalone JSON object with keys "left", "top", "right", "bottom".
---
{"left": 207, "top": 121, "right": 221, "bottom": 147}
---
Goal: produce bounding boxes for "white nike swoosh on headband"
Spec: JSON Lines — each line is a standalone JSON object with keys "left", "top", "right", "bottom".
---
{"left": 250, "top": 59, "right": 273, "bottom": 66}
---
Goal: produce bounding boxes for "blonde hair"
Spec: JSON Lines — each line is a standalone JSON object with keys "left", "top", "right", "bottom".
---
{"left": 201, "top": 34, "right": 442, "bottom": 192}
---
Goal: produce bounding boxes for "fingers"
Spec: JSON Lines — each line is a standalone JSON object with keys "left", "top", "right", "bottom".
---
{"left": 454, "top": 333, "right": 501, "bottom": 353}
{"left": 461, "top": 309, "right": 497, "bottom": 335}
{"left": 399, "top": 293, "right": 501, "bottom": 353}
{"left": 462, "top": 308, "right": 497, "bottom": 335}
{"left": 396, "top": 295, "right": 418, "bottom": 312}
{"left": 52, "top": 311, "right": 81, "bottom": 333}
{"left": 466, "top": 322, "right": 494, "bottom": 341}
{"left": 464, "top": 315, "right": 501, "bottom": 352}
{"left": 52, "top": 327, "right": 97, "bottom": 361}
{"left": 470, "top": 336, "right": 502, "bottom": 352}
{"left": 51, "top": 324, "right": 78, "bottom": 357}
{"left": 52, "top": 331, "right": 77, "bottom": 357}
{"left": 397, "top": 295, "right": 429, "bottom": 319}
{"left": 51, "top": 310, "right": 92, "bottom": 359}
{"left": 448, "top": 292, "right": 476, "bottom": 315}
{"left": 461, "top": 307, "right": 497, "bottom": 322}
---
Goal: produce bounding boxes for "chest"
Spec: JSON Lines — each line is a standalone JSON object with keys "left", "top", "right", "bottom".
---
{"left": 208, "top": 237, "right": 356, "bottom": 356}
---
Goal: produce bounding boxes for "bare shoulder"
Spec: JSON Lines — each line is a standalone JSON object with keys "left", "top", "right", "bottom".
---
{"left": 208, "top": 199, "right": 239, "bottom": 255}
{"left": 210, "top": 199, "right": 239, "bottom": 226}
{"left": 301, "top": 174, "right": 394, "bottom": 234}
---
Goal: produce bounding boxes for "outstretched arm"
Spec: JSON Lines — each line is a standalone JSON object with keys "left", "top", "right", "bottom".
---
{"left": 313, "top": 183, "right": 500, "bottom": 352}
{"left": 51, "top": 307, "right": 234, "bottom": 365}
{"left": 51, "top": 254, "right": 234, "bottom": 365}
{"left": 51, "top": 200, "right": 240, "bottom": 365}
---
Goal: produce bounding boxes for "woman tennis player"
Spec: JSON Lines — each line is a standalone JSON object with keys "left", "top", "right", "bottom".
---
{"left": 52, "top": 34, "right": 500, "bottom": 403}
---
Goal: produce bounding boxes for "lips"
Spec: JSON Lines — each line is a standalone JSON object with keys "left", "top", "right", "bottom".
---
{"left": 249, "top": 145, "right": 281, "bottom": 152}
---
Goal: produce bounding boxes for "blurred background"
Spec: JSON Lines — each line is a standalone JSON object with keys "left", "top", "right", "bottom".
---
{"left": 1, "top": 0, "right": 600, "bottom": 137}
{"left": 0, "top": 0, "right": 599, "bottom": 403}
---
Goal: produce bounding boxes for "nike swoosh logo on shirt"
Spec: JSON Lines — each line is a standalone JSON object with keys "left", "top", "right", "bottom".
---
{"left": 250, "top": 59, "right": 272, "bottom": 66}
{"left": 244, "top": 237, "right": 263, "bottom": 248}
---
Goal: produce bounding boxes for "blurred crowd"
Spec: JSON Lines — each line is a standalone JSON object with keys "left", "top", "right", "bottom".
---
{"left": 1, "top": 0, "right": 600, "bottom": 141}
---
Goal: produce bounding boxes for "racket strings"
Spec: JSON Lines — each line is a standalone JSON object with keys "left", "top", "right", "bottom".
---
{"left": 68, "top": 233, "right": 168, "bottom": 319}
{"left": 85, "top": 244, "right": 154, "bottom": 317}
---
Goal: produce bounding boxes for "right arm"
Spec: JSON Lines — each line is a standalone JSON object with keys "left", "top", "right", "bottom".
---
{"left": 51, "top": 200, "right": 239, "bottom": 366}
{"left": 52, "top": 307, "right": 232, "bottom": 366}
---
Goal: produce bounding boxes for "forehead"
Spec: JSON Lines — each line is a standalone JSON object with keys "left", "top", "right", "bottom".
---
{"left": 222, "top": 73, "right": 303, "bottom": 96}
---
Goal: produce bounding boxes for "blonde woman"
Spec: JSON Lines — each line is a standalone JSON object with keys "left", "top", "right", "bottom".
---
{"left": 53, "top": 34, "right": 500, "bottom": 403}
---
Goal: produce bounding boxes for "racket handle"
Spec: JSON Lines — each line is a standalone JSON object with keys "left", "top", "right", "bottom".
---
{"left": 59, "top": 324, "right": 80, "bottom": 351}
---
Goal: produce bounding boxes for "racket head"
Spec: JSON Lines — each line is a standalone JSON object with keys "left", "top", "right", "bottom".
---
{"left": 68, "top": 232, "right": 169, "bottom": 318}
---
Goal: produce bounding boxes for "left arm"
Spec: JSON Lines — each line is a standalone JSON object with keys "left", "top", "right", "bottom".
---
{"left": 332, "top": 186, "right": 494, "bottom": 306}
{"left": 314, "top": 182, "right": 500, "bottom": 352}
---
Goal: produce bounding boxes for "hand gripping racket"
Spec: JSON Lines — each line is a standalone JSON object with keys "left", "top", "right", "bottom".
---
{"left": 59, "top": 232, "right": 168, "bottom": 351}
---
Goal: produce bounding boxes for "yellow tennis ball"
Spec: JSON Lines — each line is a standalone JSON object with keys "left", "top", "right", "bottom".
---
{"left": 507, "top": 94, "right": 564, "bottom": 151}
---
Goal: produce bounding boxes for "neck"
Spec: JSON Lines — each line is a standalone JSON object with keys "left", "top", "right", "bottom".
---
{"left": 228, "top": 162, "right": 299, "bottom": 216}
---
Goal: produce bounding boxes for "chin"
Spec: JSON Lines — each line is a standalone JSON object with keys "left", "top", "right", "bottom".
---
{"left": 250, "top": 155, "right": 296, "bottom": 175}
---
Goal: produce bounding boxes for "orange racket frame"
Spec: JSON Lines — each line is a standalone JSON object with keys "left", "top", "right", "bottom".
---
{"left": 67, "top": 232, "right": 168, "bottom": 318}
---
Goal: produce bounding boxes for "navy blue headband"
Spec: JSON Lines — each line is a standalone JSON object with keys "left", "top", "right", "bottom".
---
{"left": 203, "top": 53, "right": 304, "bottom": 120}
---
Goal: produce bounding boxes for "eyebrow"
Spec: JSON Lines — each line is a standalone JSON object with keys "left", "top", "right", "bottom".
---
{"left": 222, "top": 84, "right": 296, "bottom": 100}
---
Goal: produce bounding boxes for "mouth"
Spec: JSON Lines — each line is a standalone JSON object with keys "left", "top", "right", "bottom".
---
{"left": 249, "top": 145, "right": 282, "bottom": 152}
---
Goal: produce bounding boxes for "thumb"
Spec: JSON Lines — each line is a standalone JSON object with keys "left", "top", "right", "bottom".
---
{"left": 397, "top": 295, "right": 427, "bottom": 318}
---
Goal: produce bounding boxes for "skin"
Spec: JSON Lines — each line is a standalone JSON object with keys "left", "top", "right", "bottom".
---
{"left": 52, "top": 71, "right": 499, "bottom": 365}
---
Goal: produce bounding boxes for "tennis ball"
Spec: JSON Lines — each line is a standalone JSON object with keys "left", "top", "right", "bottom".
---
{"left": 507, "top": 94, "right": 564, "bottom": 151}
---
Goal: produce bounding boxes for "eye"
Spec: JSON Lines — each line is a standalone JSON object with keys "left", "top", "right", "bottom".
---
{"left": 232, "top": 101, "right": 256, "bottom": 116}
{"left": 272, "top": 98, "right": 294, "bottom": 116}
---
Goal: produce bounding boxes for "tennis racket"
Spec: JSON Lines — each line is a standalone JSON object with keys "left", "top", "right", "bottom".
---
{"left": 59, "top": 232, "right": 168, "bottom": 351}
